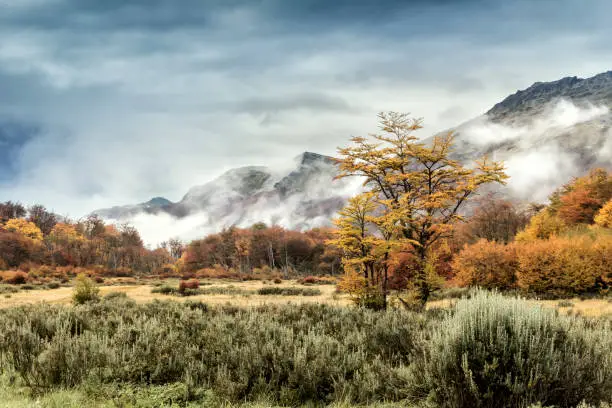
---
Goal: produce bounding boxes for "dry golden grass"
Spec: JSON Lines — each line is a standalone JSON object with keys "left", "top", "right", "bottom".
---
{"left": 1, "top": 279, "right": 610, "bottom": 317}
{"left": 0, "top": 279, "right": 351, "bottom": 308}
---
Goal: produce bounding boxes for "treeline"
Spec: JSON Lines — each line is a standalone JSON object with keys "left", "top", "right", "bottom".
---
{"left": 0, "top": 202, "right": 172, "bottom": 275}
{"left": 180, "top": 224, "right": 342, "bottom": 276}
{"left": 2, "top": 168, "right": 610, "bottom": 291}
{"left": 0, "top": 202, "right": 342, "bottom": 278}
{"left": 452, "top": 168, "right": 612, "bottom": 296}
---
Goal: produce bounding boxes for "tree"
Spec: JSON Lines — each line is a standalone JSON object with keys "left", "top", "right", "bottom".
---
{"left": 515, "top": 210, "right": 566, "bottom": 242}
{"left": 458, "top": 194, "right": 530, "bottom": 244}
{"left": 0, "top": 231, "right": 36, "bottom": 267}
{"left": 0, "top": 201, "right": 26, "bottom": 223}
{"left": 336, "top": 112, "right": 507, "bottom": 306}
{"left": 549, "top": 168, "right": 612, "bottom": 224}
{"left": 4, "top": 218, "right": 44, "bottom": 241}
{"left": 594, "top": 199, "right": 612, "bottom": 228}
{"left": 27, "top": 204, "right": 57, "bottom": 235}
{"left": 168, "top": 238, "right": 184, "bottom": 260}
{"left": 557, "top": 187, "right": 602, "bottom": 225}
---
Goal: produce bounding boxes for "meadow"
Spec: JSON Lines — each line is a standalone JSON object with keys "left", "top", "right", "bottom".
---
{"left": 0, "top": 283, "right": 610, "bottom": 408}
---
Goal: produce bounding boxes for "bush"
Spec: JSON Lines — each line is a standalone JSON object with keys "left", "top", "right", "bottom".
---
{"left": 0, "top": 284, "right": 19, "bottom": 295}
{"left": 405, "top": 290, "right": 612, "bottom": 408}
{"left": 452, "top": 239, "right": 518, "bottom": 290}
{"left": 178, "top": 279, "right": 200, "bottom": 294}
{"left": 151, "top": 285, "right": 177, "bottom": 295}
{"left": 0, "top": 300, "right": 423, "bottom": 405}
{"left": 298, "top": 275, "right": 337, "bottom": 285}
{"left": 2, "top": 271, "right": 29, "bottom": 285}
{"left": 516, "top": 236, "right": 611, "bottom": 297}
{"left": 72, "top": 274, "right": 100, "bottom": 305}
{"left": 257, "top": 287, "right": 321, "bottom": 296}
{"left": 104, "top": 291, "right": 128, "bottom": 300}
{"left": 516, "top": 210, "right": 567, "bottom": 242}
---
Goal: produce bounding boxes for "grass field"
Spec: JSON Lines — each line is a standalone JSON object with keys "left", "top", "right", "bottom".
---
{"left": 0, "top": 287, "right": 610, "bottom": 407}
{"left": 0, "top": 279, "right": 350, "bottom": 308}
{"left": 1, "top": 279, "right": 611, "bottom": 317}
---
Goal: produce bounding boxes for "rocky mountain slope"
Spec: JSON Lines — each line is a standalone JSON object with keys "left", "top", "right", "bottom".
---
{"left": 93, "top": 152, "right": 356, "bottom": 232}
{"left": 93, "top": 71, "right": 612, "bottom": 239}
{"left": 443, "top": 71, "right": 612, "bottom": 201}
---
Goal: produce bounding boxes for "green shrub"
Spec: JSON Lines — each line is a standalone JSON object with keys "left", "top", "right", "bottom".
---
{"left": 0, "top": 285, "right": 19, "bottom": 295}
{"left": 257, "top": 287, "right": 321, "bottom": 296}
{"left": 46, "top": 282, "right": 61, "bottom": 289}
{"left": 0, "top": 291, "right": 610, "bottom": 407}
{"left": 0, "top": 299, "right": 423, "bottom": 405}
{"left": 104, "top": 291, "right": 128, "bottom": 300}
{"left": 72, "top": 274, "right": 100, "bottom": 305}
{"left": 152, "top": 285, "right": 248, "bottom": 297}
{"left": 405, "top": 290, "right": 612, "bottom": 408}
{"left": 151, "top": 285, "right": 178, "bottom": 295}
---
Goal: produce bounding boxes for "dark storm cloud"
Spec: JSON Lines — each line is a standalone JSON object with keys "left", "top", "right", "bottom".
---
{"left": 0, "top": 120, "right": 40, "bottom": 182}
{"left": 3, "top": 0, "right": 476, "bottom": 31}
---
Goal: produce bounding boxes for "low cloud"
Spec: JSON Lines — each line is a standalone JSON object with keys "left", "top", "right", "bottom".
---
{"left": 456, "top": 99, "right": 611, "bottom": 202}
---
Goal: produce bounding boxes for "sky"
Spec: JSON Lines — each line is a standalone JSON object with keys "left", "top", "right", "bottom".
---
{"left": 1, "top": 0, "right": 612, "bottom": 218}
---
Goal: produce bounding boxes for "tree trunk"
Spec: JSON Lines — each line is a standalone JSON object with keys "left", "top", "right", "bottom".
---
{"left": 382, "top": 252, "right": 389, "bottom": 309}
{"left": 415, "top": 247, "right": 430, "bottom": 309}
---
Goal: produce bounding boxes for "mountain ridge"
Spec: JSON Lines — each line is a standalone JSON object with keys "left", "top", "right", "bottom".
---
{"left": 93, "top": 71, "right": 612, "bottom": 242}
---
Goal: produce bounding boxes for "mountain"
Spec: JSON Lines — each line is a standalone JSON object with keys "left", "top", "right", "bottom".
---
{"left": 486, "top": 71, "right": 612, "bottom": 124}
{"left": 93, "top": 71, "right": 612, "bottom": 242}
{"left": 441, "top": 70, "right": 612, "bottom": 201}
{"left": 93, "top": 152, "right": 356, "bottom": 233}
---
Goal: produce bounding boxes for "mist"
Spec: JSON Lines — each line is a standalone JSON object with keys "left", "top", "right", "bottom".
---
{"left": 456, "top": 98, "right": 611, "bottom": 202}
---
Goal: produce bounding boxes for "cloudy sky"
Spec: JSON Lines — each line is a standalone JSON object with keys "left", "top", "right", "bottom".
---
{"left": 1, "top": 0, "right": 612, "bottom": 217}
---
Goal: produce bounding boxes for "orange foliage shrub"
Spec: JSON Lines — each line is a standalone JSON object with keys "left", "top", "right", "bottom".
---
{"left": 195, "top": 266, "right": 241, "bottom": 280}
{"left": 297, "top": 275, "right": 336, "bottom": 285}
{"left": 557, "top": 187, "right": 602, "bottom": 224}
{"left": 179, "top": 279, "right": 200, "bottom": 292}
{"left": 452, "top": 240, "right": 518, "bottom": 290}
{"left": 1, "top": 271, "right": 29, "bottom": 285}
{"left": 516, "top": 236, "right": 611, "bottom": 296}
{"left": 549, "top": 168, "right": 612, "bottom": 226}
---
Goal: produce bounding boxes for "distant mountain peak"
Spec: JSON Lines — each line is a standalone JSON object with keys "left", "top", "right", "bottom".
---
{"left": 295, "top": 151, "right": 336, "bottom": 166}
{"left": 145, "top": 197, "right": 172, "bottom": 207}
{"left": 486, "top": 70, "right": 612, "bottom": 123}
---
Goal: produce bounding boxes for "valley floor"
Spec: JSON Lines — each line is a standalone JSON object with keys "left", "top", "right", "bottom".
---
{"left": 1, "top": 279, "right": 611, "bottom": 317}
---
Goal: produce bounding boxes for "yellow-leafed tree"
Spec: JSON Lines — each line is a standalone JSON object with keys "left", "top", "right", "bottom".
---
{"left": 4, "top": 218, "right": 43, "bottom": 241}
{"left": 594, "top": 199, "right": 612, "bottom": 228}
{"left": 331, "top": 193, "right": 395, "bottom": 309}
{"left": 335, "top": 112, "right": 507, "bottom": 307}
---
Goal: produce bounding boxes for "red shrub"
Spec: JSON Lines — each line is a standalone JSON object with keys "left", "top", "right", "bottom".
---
{"left": 3, "top": 271, "right": 29, "bottom": 285}
{"left": 179, "top": 279, "right": 200, "bottom": 292}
